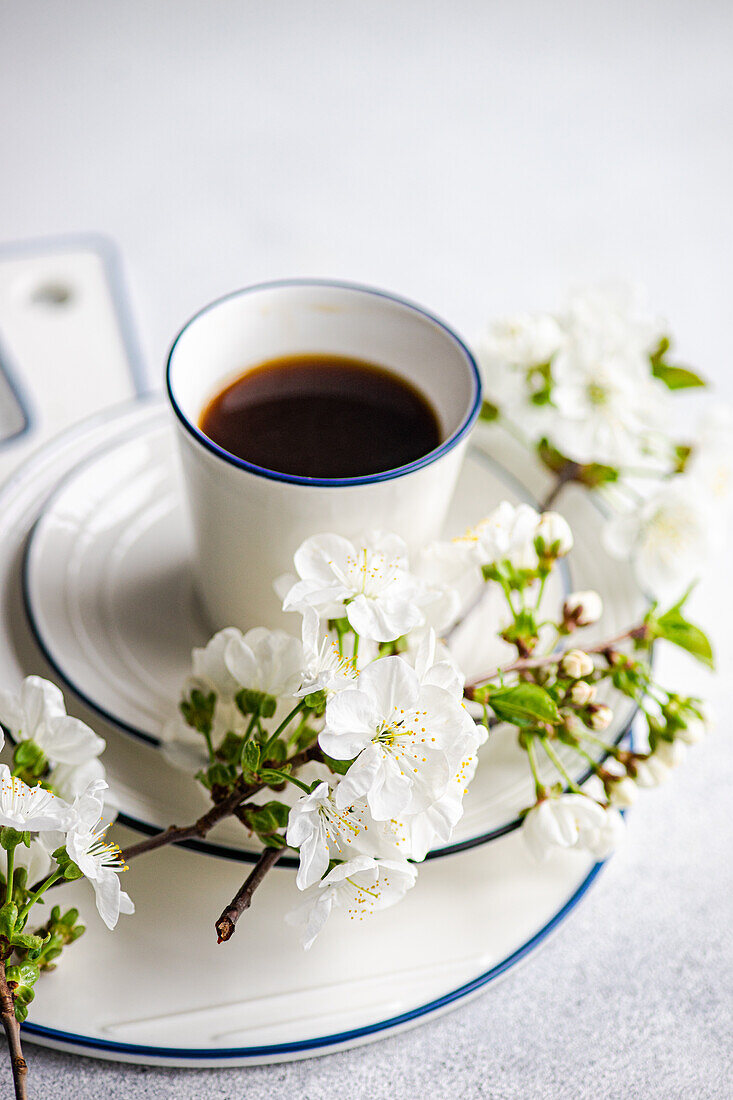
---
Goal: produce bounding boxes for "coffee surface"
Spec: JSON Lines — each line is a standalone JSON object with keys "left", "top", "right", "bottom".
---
{"left": 199, "top": 353, "right": 441, "bottom": 478}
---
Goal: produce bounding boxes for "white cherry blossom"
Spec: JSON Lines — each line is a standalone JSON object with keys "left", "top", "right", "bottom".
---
{"left": 286, "top": 780, "right": 376, "bottom": 889}
{"left": 190, "top": 628, "right": 244, "bottom": 700}
{"left": 475, "top": 313, "right": 564, "bottom": 440}
{"left": 402, "top": 748, "right": 480, "bottom": 861}
{"left": 685, "top": 405, "right": 732, "bottom": 508}
{"left": 413, "top": 539, "right": 482, "bottom": 632}
{"left": 285, "top": 855, "right": 417, "bottom": 949}
{"left": 404, "top": 628, "right": 466, "bottom": 701}
{"left": 295, "top": 609, "right": 356, "bottom": 698}
{"left": 319, "top": 657, "right": 478, "bottom": 820}
{"left": 563, "top": 284, "right": 664, "bottom": 360}
{"left": 0, "top": 764, "right": 72, "bottom": 832}
{"left": 455, "top": 502, "right": 541, "bottom": 572}
{"left": 225, "top": 627, "right": 304, "bottom": 698}
{"left": 0, "top": 676, "right": 104, "bottom": 765}
{"left": 522, "top": 793, "right": 624, "bottom": 861}
{"left": 64, "top": 779, "right": 134, "bottom": 930}
{"left": 547, "top": 337, "right": 668, "bottom": 467}
{"left": 48, "top": 757, "right": 118, "bottom": 821}
{"left": 603, "top": 478, "right": 714, "bottom": 599}
{"left": 0, "top": 837, "right": 53, "bottom": 885}
{"left": 282, "top": 532, "right": 425, "bottom": 642}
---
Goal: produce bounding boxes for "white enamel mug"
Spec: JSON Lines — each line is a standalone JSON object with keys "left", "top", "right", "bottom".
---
{"left": 166, "top": 280, "right": 482, "bottom": 631}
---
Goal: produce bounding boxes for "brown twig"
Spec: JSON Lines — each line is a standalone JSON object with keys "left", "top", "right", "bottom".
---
{"left": 121, "top": 744, "right": 321, "bottom": 863}
{"left": 215, "top": 847, "right": 284, "bottom": 943}
{"left": 464, "top": 623, "right": 650, "bottom": 698}
{"left": 541, "top": 461, "right": 581, "bottom": 509}
{"left": 0, "top": 960, "right": 27, "bottom": 1100}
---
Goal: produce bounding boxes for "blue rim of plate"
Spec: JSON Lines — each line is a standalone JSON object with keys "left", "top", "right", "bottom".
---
{"left": 17, "top": 399, "right": 639, "bottom": 866}
{"left": 21, "top": 853, "right": 607, "bottom": 1063}
{"left": 166, "top": 278, "right": 482, "bottom": 487}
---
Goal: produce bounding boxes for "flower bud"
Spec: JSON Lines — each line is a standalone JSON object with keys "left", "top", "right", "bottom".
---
{"left": 535, "top": 512, "right": 574, "bottom": 558}
{"left": 608, "top": 776, "right": 637, "bottom": 808}
{"left": 633, "top": 755, "right": 670, "bottom": 788}
{"left": 677, "top": 702, "right": 712, "bottom": 745}
{"left": 560, "top": 708, "right": 585, "bottom": 737}
{"left": 563, "top": 589, "right": 603, "bottom": 629}
{"left": 559, "top": 649, "right": 595, "bottom": 679}
{"left": 654, "top": 739, "right": 686, "bottom": 769}
{"left": 569, "top": 680, "right": 596, "bottom": 706}
{"left": 587, "top": 703, "right": 613, "bottom": 730}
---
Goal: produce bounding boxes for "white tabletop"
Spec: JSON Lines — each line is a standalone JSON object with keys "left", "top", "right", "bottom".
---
{"left": 0, "top": 2, "right": 731, "bottom": 1096}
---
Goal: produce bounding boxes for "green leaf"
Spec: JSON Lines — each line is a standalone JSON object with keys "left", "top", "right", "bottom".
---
{"left": 304, "top": 689, "right": 327, "bottom": 713}
{"left": 242, "top": 739, "right": 260, "bottom": 772}
{"left": 11, "top": 931, "right": 45, "bottom": 952}
{"left": 479, "top": 400, "right": 499, "bottom": 422}
{"left": 483, "top": 683, "right": 560, "bottom": 725}
{"left": 12, "top": 739, "right": 47, "bottom": 774}
{"left": 218, "top": 731, "right": 244, "bottom": 764}
{"left": 52, "top": 845, "right": 84, "bottom": 880}
{"left": 265, "top": 738, "right": 288, "bottom": 764}
{"left": 250, "top": 808, "right": 279, "bottom": 834}
{"left": 577, "top": 462, "right": 618, "bottom": 488}
{"left": 321, "top": 753, "right": 354, "bottom": 776}
{"left": 651, "top": 363, "right": 706, "bottom": 390}
{"left": 0, "top": 902, "right": 18, "bottom": 938}
{"left": 261, "top": 833, "right": 288, "bottom": 849}
{"left": 180, "top": 689, "right": 216, "bottom": 736}
{"left": 262, "top": 801, "right": 291, "bottom": 828}
{"left": 652, "top": 609, "right": 714, "bottom": 669}
{"left": 5, "top": 961, "right": 39, "bottom": 989}
{"left": 259, "top": 768, "right": 289, "bottom": 786}
{"left": 0, "top": 826, "right": 24, "bottom": 852}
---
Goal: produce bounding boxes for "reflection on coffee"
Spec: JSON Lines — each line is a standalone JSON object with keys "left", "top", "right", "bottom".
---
{"left": 199, "top": 353, "right": 441, "bottom": 478}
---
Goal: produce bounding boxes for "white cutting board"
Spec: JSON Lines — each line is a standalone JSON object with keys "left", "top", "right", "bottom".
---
{"left": 0, "top": 235, "right": 147, "bottom": 480}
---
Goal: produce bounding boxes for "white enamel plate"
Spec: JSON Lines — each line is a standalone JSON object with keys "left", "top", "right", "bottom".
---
{"left": 0, "top": 400, "right": 631, "bottom": 1065}
{"left": 21, "top": 401, "right": 644, "bottom": 862}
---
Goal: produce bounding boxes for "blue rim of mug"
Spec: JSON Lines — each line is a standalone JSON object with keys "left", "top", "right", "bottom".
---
{"left": 165, "top": 278, "right": 483, "bottom": 487}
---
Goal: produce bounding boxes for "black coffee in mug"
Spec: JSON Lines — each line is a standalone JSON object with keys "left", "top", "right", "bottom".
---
{"left": 199, "top": 353, "right": 441, "bottom": 478}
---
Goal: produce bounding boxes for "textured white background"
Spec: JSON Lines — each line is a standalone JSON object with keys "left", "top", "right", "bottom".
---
{"left": 1, "top": 2, "right": 731, "bottom": 1096}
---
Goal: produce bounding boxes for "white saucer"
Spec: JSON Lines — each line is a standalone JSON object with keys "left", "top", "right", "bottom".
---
{"left": 22, "top": 820, "right": 603, "bottom": 1066}
{"left": 0, "top": 400, "right": 618, "bottom": 1066}
{"left": 16, "top": 399, "right": 644, "bottom": 861}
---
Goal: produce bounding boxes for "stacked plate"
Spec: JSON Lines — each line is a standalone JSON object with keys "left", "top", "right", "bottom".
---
{"left": 0, "top": 399, "right": 644, "bottom": 1065}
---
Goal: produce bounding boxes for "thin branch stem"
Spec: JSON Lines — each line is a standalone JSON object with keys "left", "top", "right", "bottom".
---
{"left": 261, "top": 700, "right": 307, "bottom": 759}
{"left": 540, "top": 736, "right": 585, "bottom": 795}
{"left": 526, "top": 736, "right": 544, "bottom": 797}
{"left": 464, "top": 624, "right": 649, "bottom": 697}
{"left": 4, "top": 848, "right": 14, "bottom": 908}
{"left": 215, "top": 847, "right": 283, "bottom": 943}
{"left": 541, "top": 462, "right": 580, "bottom": 509}
{"left": 16, "top": 869, "right": 62, "bottom": 927}
{"left": 121, "top": 744, "right": 320, "bottom": 863}
{"left": 0, "top": 960, "right": 27, "bottom": 1100}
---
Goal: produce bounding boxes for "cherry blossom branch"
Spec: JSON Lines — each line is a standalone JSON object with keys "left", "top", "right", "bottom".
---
{"left": 120, "top": 744, "right": 321, "bottom": 863}
{"left": 215, "top": 847, "right": 284, "bottom": 943}
{"left": 463, "top": 622, "right": 651, "bottom": 698}
{"left": 0, "top": 960, "right": 27, "bottom": 1100}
